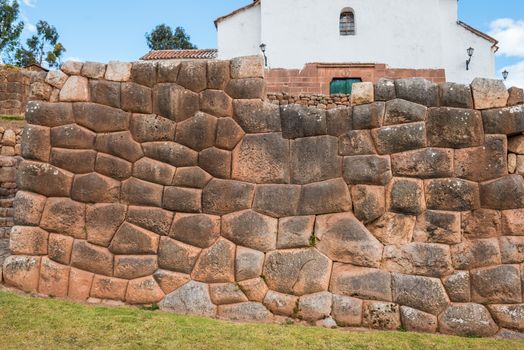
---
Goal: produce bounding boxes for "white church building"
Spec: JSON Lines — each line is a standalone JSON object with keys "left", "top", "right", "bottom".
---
{"left": 215, "top": 0, "right": 499, "bottom": 85}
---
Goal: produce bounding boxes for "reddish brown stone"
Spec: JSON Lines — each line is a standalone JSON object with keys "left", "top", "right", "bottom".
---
{"left": 133, "top": 157, "right": 176, "bottom": 185}
{"left": 81, "top": 61, "right": 106, "bottom": 79}
{"left": 413, "top": 210, "right": 461, "bottom": 244}
{"left": 86, "top": 203, "right": 126, "bottom": 247}
{"left": 202, "top": 179, "right": 255, "bottom": 215}
{"left": 158, "top": 237, "right": 201, "bottom": 274}
{"left": 500, "top": 236, "right": 524, "bottom": 263}
{"left": 177, "top": 61, "right": 207, "bottom": 93}
{"left": 461, "top": 209, "right": 501, "bottom": 239}
{"left": 290, "top": 136, "right": 341, "bottom": 185}
{"left": 142, "top": 141, "right": 198, "bottom": 167}
{"left": 298, "top": 178, "right": 352, "bottom": 215}
{"left": 351, "top": 185, "right": 386, "bottom": 224}
{"left": 235, "top": 246, "right": 264, "bottom": 281}
{"left": 26, "top": 101, "right": 74, "bottom": 127}
{"left": 131, "top": 61, "right": 157, "bottom": 87}
{"left": 200, "top": 89, "right": 233, "bottom": 117}
{"left": 127, "top": 206, "right": 173, "bottom": 236}
{"left": 13, "top": 191, "right": 46, "bottom": 226}
{"left": 50, "top": 148, "right": 96, "bottom": 174}
{"left": 71, "top": 173, "right": 120, "bottom": 203}
{"left": 126, "top": 276, "right": 164, "bottom": 304}
{"left": 263, "top": 290, "right": 298, "bottom": 317}
{"left": 17, "top": 161, "right": 73, "bottom": 197}
{"left": 153, "top": 269, "right": 191, "bottom": 294}
{"left": 508, "top": 87, "right": 524, "bottom": 106}
{"left": 38, "top": 257, "right": 70, "bottom": 297}
{"left": 425, "top": 178, "right": 480, "bottom": 211}
{"left": 400, "top": 307, "right": 438, "bottom": 333}
{"left": 73, "top": 102, "right": 129, "bottom": 132}
{"left": 451, "top": 238, "right": 501, "bottom": 270}
{"left": 121, "top": 82, "right": 152, "bottom": 114}
{"left": 297, "top": 292, "right": 333, "bottom": 322}
{"left": 95, "top": 131, "right": 143, "bottom": 162}
{"left": 170, "top": 213, "right": 221, "bottom": 249}
{"left": 502, "top": 209, "right": 524, "bottom": 235}
{"left": 392, "top": 273, "right": 449, "bottom": 315}
{"left": 277, "top": 216, "right": 315, "bottom": 249}
{"left": 199, "top": 147, "right": 231, "bottom": 179}
{"left": 343, "top": 155, "right": 392, "bottom": 185}
{"left": 330, "top": 263, "right": 392, "bottom": 301}
{"left": 89, "top": 80, "right": 120, "bottom": 108}
{"left": 121, "top": 178, "right": 163, "bottom": 207}
{"left": 367, "top": 212, "right": 416, "bottom": 245}
{"left": 207, "top": 60, "right": 230, "bottom": 90}
{"left": 372, "top": 122, "right": 427, "bottom": 155}
{"left": 50, "top": 124, "right": 95, "bottom": 149}
{"left": 442, "top": 271, "right": 471, "bottom": 302}
{"left": 191, "top": 238, "right": 235, "bottom": 283}
{"left": 326, "top": 107, "right": 352, "bottom": 136}
{"left": 384, "top": 98, "right": 427, "bottom": 126}
{"left": 21, "top": 124, "right": 50, "bottom": 161}
{"left": 387, "top": 178, "right": 425, "bottom": 215}
{"left": 382, "top": 243, "right": 453, "bottom": 277}
{"left": 339, "top": 130, "right": 376, "bottom": 156}
{"left": 40, "top": 198, "right": 86, "bottom": 239}
{"left": 68, "top": 268, "right": 94, "bottom": 301}
{"left": 173, "top": 167, "right": 212, "bottom": 188}
{"left": 95, "top": 153, "right": 133, "bottom": 181}
{"left": 394, "top": 78, "right": 438, "bottom": 107}
{"left": 439, "top": 82, "right": 474, "bottom": 109}
{"left": 91, "top": 275, "right": 128, "bottom": 301}
{"left": 210, "top": 283, "right": 248, "bottom": 305}
{"left": 454, "top": 135, "right": 507, "bottom": 182}
{"left": 175, "top": 112, "right": 217, "bottom": 151}
{"left": 238, "top": 277, "right": 268, "bottom": 302}
{"left": 439, "top": 303, "right": 498, "bottom": 337}
{"left": 471, "top": 265, "right": 522, "bottom": 304}
{"left": 48, "top": 233, "right": 74, "bottom": 264}
{"left": 427, "top": 107, "right": 484, "bottom": 148}
{"left": 482, "top": 105, "right": 524, "bottom": 135}
{"left": 226, "top": 78, "right": 266, "bottom": 99}
{"left": 215, "top": 118, "right": 245, "bottom": 150}
{"left": 129, "top": 113, "right": 176, "bottom": 143}
{"left": 391, "top": 148, "right": 454, "bottom": 179}
{"left": 471, "top": 78, "right": 509, "bottom": 110}
{"left": 480, "top": 175, "right": 524, "bottom": 210}
{"left": 252, "top": 184, "right": 301, "bottom": 218}
{"left": 232, "top": 99, "right": 281, "bottom": 133}
{"left": 163, "top": 187, "right": 202, "bottom": 213}
{"left": 114, "top": 255, "right": 158, "bottom": 279}
{"left": 2, "top": 255, "right": 41, "bottom": 292}
{"left": 352, "top": 102, "right": 384, "bottom": 129}
{"left": 9, "top": 226, "right": 49, "bottom": 255}
{"left": 362, "top": 301, "right": 401, "bottom": 330}
{"left": 489, "top": 304, "right": 524, "bottom": 331}
{"left": 109, "top": 222, "right": 159, "bottom": 255}
{"left": 222, "top": 210, "right": 277, "bottom": 252}
{"left": 153, "top": 84, "right": 199, "bottom": 122}
{"left": 157, "top": 61, "right": 180, "bottom": 83}
{"left": 71, "top": 240, "right": 114, "bottom": 276}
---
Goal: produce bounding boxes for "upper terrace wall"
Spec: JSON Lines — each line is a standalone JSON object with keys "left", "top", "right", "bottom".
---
{"left": 0, "top": 66, "right": 31, "bottom": 116}
{"left": 3, "top": 56, "right": 524, "bottom": 338}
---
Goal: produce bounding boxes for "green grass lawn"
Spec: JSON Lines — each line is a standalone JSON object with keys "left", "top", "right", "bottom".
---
{"left": 0, "top": 291, "right": 522, "bottom": 350}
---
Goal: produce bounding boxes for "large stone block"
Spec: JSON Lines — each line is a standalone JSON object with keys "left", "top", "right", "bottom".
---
{"left": 210, "top": 283, "right": 248, "bottom": 305}
{"left": 207, "top": 60, "right": 230, "bottom": 90}
{"left": 215, "top": 117, "right": 245, "bottom": 150}
{"left": 375, "top": 78, "right": 396, "bottom": 101}
{"left": 394, "top": 78, "right": 438, "bottom": 107}
{"left": 95, "top": 153, "right": 132, "bottom": 181}
{"left": 298, "top": 178, "right": 352, "bottom": 215}
{"left": 160, "top": 281, "right": 216, "bottom": 316}
{"left": 153, "top": 83, "right": 200, "bottom": 122}
{"left": 218, "top": 302, "right": 273, "bottom": 322}
{"left": 50, "top": 124, "right": 96, "bottom": 149}
{"left": 500, "top": 236, "right": 524, "bottom": 263}
{"left": 315, "top": 212, "right": 383, "bottom": 267}
{"left": 262, "top": 290, "right": 298, "bottom": 316}
{"left": 114, "top": 255, "right": 158, "bottom": 280}
{"left": 387, "top": 178, "right": 425, "bottom": 215}
{"left": 480, "top": 175, "right": 524, "bottom": 210}
{"left": 297, "top": 292, "right": 333, "bottom": 322}
{"left": 95, "top": 131, "right": 143, "bottom": 162}
{"left": 156, "top": 61, "right": 180, "bottom": 83}
{"left": 2, "top": 255, "right": 41, "bottom": 292}
{"left": 173, "top": 167, "right": 212, "bottom": 189}
{"left": 502, "top": 209, "right": 524, "bottom": 235}
{"left": 133, "top": 157, "right": 176, "bottom": 185}
{"left": 290, "top": 136, "right": 341, "bottom": 184}
{"left": 130, "top": 61, "right": 157, "bottom": 87}
{"left": 332, "top": 295, "right": 362, "bottom": 326}
{"left": 50, "top": 148, "right": 96, "bottom": 174}
{"left": 383, "top": 99, "right": 427, "bottom": 126}
{"left": 86, "top": 203, "right": 126, "bottom": 247}
{"left": 371, "top": 122, "right": 426, "bottom": 154}
{"left": 232, "top": 99, "right": 281, "bottom": 133}
{"left": 105, "top": 61, "right": 132, "bottom": 82}
{"left": 90, "top": 275, "right": 128, "bottom": 301}
{"left": 143, "top": 141, "right": 198, "bottom": 167}
{"left": 17, "top": 161, "right": 73, "bottom": 197}
{"left": 200, "top": 89, "right": 232, "bottom": 118}
{"left": 280, "top": 105, "right": 327, "bottom": 139}
{"left": 352, "top": 102, "right": 385, "bottom": 129}
{"left": 351, "top": 82, "right": 374, "bottom": 105}
{"left": 199, "top": 147, "right": 232, "bottom": 179}
{"left": 71, "top": 173, "right": 120, "bottom": 203}
{"left": 48, "top": 233, "right": 74, "bottom": 265}
{"left": 439, "top": 82, "right": 474, "bottom": 108}
{"left": 26, "top": 101, "right": 74, "bottom": 127}
{"left": 326, "top": 107, "right": 351, "bottom": 136}
{"left": 9, "top": 226, "right": 48, "bottom": 255}
{"left": 489, "top": 304, "right": 524, "bottom": 332}
{"left": 38, "top": 257, "right": 70, "bottom": 297}
{"left": 482, "top": 105, "right": 524, "bottom": 135}
{"left": 153, "top": 270, "right": 190, "bottom": 295}
{"left": 413, "top": 210, "right": 461, "bottom": 244}
{"left": 163, "top": 187, "right": 202, "bottom": 213}
{"left": 40, "top": 198, "right": 86, "bottom": 239}
{"left": 121, "top": 178, "right": 163, "bottom": 207}
{"left": 362, "top": 301, "right": 401, "bottom": 330}
{"left": 392, "top": 273, "right": 449, "bottom": 315}
{"left": 231, "top": 55, "right": 264, "bottom": 79}
{"left": 277, "top": 216, "right": 315, "bottom": 249}
{"left": 471, "top": 78, "right": 509, "bottom": 110}
{"left": 451, "top": 238, "right": 501, "bottom": 270}
{"left": 235, "top": 246, "right": 264, "bottom": 281}
{"left": 427, "top": 107, "right": 484, "bottom": 148}
{"left": 158, "top": 237, "right": 200, "bottom": 274}
{"left": 175, "top": 112, "right": 217, "bottom": 151}
{"left": 81, "top": 61, "right": 106, "bottom": 79}
{"left": 225, "top": 78, "right": 266, "bottom": 99}
{"left": 338, "top": 130, "right": 376, "bottom": 156}
{"left": 170, "top": 213, "right": 220, "bottom": 249}
{"left": 176, "top": 61, "right": 207, "bottom": 93}
{"left": 192, "top": 238, "right": 235, "bottom": 283}
{"left": 221, "top": 210, "right": 277, "bottom": 252}
{"left": 367, "top": 212, "right": 415, "bottom": 245}
{"left": 13, "top": 191, "right": 46, "bottom": 226}
{"left": 461, "top": 209, "right": 501, "bottom": 239}
{"left": 126, "top": 276, "right": 165, "bottom": 305}
{"left": 442, "top": 271, "right": 471, "bottom": 302}
{"left": 471, "top": 265, "right": 522, "bottom": 304}
{"left": 232, "top": 133, "right": 289, "bottom": 183}
{"left": 263, "top": 248, "right": 331, "bottom": 296}
{"left": 73, "top": 102, "right": 129, "bottom": 132}
{"left": 439, "top": 303, "right": 498, "bottom": 337}
{"left": 21, "top": 124, "right": 50, "bottom": 162}
{"left": 202, "top": 179, "right": 255, "bottom": 215}
{"left": 330, "top": 264, "right": 391, "bottom": 301}
{"left": 400, "top": 307, "right": 438, "bottom": 334}
{"left": 121, "top": 82, "right": 152, "bottom": 114}
{"left": 343, "top": 155, "right": 392, "bottom": 185}
{"left": 127, "top": 206, "right": 173, "bottom": 237}
{"left": 129, "top": 113, "right": 175, "bottom": 143}
{"left": 351, "top": 185, "right": 385, "bottom": 224}
{"left": 508, "top": 87, "right": 524, "bottom": 106}
{"left": 391, "top": 148, "right": 453, "bottom": 179}
{"left": 68, "top": 268, "right": 94, "bottom": 301}
{"left": 89, "top": 80, "right": 120, "bottom": 108}
{"left": 59, "top": 76, "right": 89, "bottom": 102}
{"left": 425, "top": 178, "right": 480, "bottom": 211}
{"left": 70, "top": 240, "right": 113, "bottom": 276}
{"left": 383, "top": 243, "right": 453, "bottom": 277}
{"left": 253, "top": 184, "right": 301, "bottom": 217}
{"left": 109, "top": 222, "right": 159, "bottom": 255}
{"left": 454, "top": 135, "right": 507, "bottom": 182}
{"left": 45, "top": 69, "right": 68, "bottom": 88}
{"left": 238, "top": 277, "right": 268, "bottom": 302}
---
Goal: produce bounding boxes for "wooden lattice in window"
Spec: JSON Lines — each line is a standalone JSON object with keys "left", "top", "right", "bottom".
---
{"left": 340, "top": 11, "right": 355, "bottom": 36}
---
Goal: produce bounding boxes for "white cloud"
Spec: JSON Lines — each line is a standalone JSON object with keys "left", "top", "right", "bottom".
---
{"left": 20, "top": 13, "right": 36, "bottom": 32}
{"left": 21, "top": 0, "right": 36, "bottom": 7}
{"left": 489, "top": 18, "right": 524, "bottom": 57}
{"left": 500, "top": 60, "right": 524, "bottom": 88}
{"left": 64, "top": 57, "right": 82, "bottom": 62}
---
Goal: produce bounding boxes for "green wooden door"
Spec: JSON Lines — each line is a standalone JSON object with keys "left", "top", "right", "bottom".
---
{"left": 330, "top": 78, "right": 362, "bottom": 94}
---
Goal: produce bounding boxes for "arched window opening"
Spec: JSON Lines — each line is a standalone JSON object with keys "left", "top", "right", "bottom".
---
{"left": 340, "top": 9, "right": 355, "bottom": 36}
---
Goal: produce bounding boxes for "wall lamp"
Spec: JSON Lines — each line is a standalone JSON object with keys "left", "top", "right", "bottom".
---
{"left": 260, "top": 43, "right": 268, "bottom": 67}
{"left": 466, "top": 47, "right": 474, "bottom": 70}
{"left": 503, "top": 70, "right": 509, "bottom": 81}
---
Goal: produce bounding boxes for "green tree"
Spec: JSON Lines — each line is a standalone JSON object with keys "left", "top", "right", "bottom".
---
{"left": 146, "top": 24, "right": 197, "bottom": 50}
{"left": 14, "top": 20, "right": 65, "bottom": 68}
{"left": 0, "top": 0, "right": 24, "bottom": 62}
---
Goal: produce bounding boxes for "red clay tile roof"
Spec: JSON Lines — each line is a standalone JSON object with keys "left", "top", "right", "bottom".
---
{"left": 214, "top": 0, "right": 260, "bottom": 28}
{"left": 140, "top": 49, "right": 218, "bottom": 61}
{"left": 457, "top": 21, "right": 499, "bottom": 49}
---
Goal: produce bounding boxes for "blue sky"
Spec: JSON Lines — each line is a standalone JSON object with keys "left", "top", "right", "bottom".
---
{"left": 16, "top": 0, "right": 524, "bottom": 85}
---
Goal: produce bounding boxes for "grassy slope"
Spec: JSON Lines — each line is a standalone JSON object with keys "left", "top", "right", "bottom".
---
{"left": 0, "top": 292, "right": 522, "bottom": 350}
{"left": 0, "top": 115, "right": 25, "bottom": 129}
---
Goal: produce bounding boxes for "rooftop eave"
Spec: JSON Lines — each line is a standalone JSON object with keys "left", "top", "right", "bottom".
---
{"left": 214, "top": 0, "right": 260, "bottom": 28}
{"left": 457, "top": 20, "right": 499, "bottom": 51}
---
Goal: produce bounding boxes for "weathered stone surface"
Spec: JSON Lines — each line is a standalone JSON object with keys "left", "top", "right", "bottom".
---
{"left": 232, "top": 133, "right": 289, "bottom": 184}
{"left": 129, "top": 113, "right": 175, "bottom": 143}
{"left": 443, "top": 271, "right": 471, "bottom": 302}
{"left": 127, "top": 206, "right": 172, "bottom": 237}
{"left": 50, "top": 124, "right": 96, "bottom": 149}
{"left": 508, "top": 87, "right": 524, "bottom": 106}
{"left": 17, "top": 161, "right": 73, "bottom": 197}
{"left": 454, "top": 135, "right": 507, "bottom": 182}
{"left": 400, "top": 306, "right": 438, "bottom": 333}
{"left": 253, "top": 185, "right": 301, "bottom": 218}
{"left": 46, "top": 69, "right": 68, "bottom": 88}
{"left": 207, "top": 60, "right": 230, "bottom": 90}
{"left": 330, "top": 264, "right": 391, "bottom": 301}
{"left": 372, "top": 122, "right": 427, "bottom": 155}
{"left": 500, "top": 236, "right": 524, "bottom": 263}
{"left": 482, "top": 105, "right": 524, "bottom": 135}
{"left": 104, "top": 61, "right": 132, "bottom": 82}
{"left": 439, "top": 82, "right": 474, "bottom": 108}
{"left": 235, "top": 246, "right": 264, "bottom": 281}
{"left": 199, "top": 147, "right": 231, "bottom": 179}
{"left": 290, "top": 136, "right": 340, "bottom": 184}
{"left": 210, "top": 283, "right": 248, "bottom": 305}
{"left": 86, "top": 203, "right": 126, "bottom": 247}
{"left": 502, "top": 209, "right": 524, "bottom": 235}
{"left": 331, "top": 295, "right": 362, "bottom": 326}
{"left": 471, "top": 78, "right": 509, "bottom": 110}
{"left": 95, "top": 131, "right": 143, "bottom": 162}
{"left": 391, "top": 148, "right": 453, "bottom": 179}
{"left": 114, "top": 255, "right": 158, "bottom": 279}
{"left": 226, "top": 78, "right": 265, "bottom": 99}
{"left": 339, "top": 130, "right": 376, "bottom": 156}
{"left": 326, "top": 107, "right": 351, "bottom": 136}
{"left": 425, "top": 178, "right": 480, "bottom": 211}
{"left": 480, "top": 175, "right": 524, "bottom": 210}
{"left": 387, "top": 178, "right": 425, "bottom": 215}
{"left": 170, "top": 213, "right": 220, "bottom": 249}
{"left": 395, "top": 78, "right": 438, "bottom": 107}
{"left": 413, "top": 210, "right": 461, "bottom": 244}
{"left": 439, "top": 303, "right": 498, "bottom": 337}
{"left": 121, "top": 82, "right": 152, "bottom": 114}
{"left": 351, "top": 82, "right": 374, "bottom": 105}
{"left": 30, "top": 81, "right": 53, "bottom": 100}
{"left": 156, "top": 61, "right": 180, "bottom": 83}
{"left": 218, "top": 302, "right": 272, "bottom": 322}
{"left": 59, "top": 76, "right": 89, "bottom": 102}
{"left": 161, "top": 281, "right": 217, "bottom": 316}
{"left": 280, "top": 105, "right": 326, "bottom": 139}
{"left": 238, "top": 277, "right": 268, "bottom": 302}
{"left": 202, "top": 179, "right": 255, "bottom": 215}
{"left": 133, "top": 157, "right": 175, "bottom": 185}
{"left": 129, "top": 61, "right": 157, "bottom": 87}
{"left": 231, "top": 55, "right": 264, "bottom": 79}
{"left": 263, "top": 290, "right": 299, "bottom": 316}
{"left": 90, "top": 275, "right": 128, "bottom": 300}
{"left": 89, "top": 80, "right": 120, "bottom": 108}
{"left": 2, "top": 255, "right": 41, "bottom": 292}
{"left": 392, "top": 273, "right": 449, "bottom": 315}
{"left": 192, "top": 238, "right": 235, "bottom": 283}
{"left": 126, "top": 276, "right": 164, "bottom": 304}
{"left": 509, "top": 135, "right": 524, "bottom": 154}
{"left": 215, "top": 117, "right": 245, "bottom": 150}
{"left": 383, "top": 243, "right": 452, "bottom": 277}
{"left": 343, "top": 155, "right": 391, "bottom": 186}
{"left": 451, "top": 238, "right": 501, "bottom": 270}
{"left": 173, "top": 167, "right": 212, "bottom": 189}
{"left": 81, "top": 61, "right": 106, "bottom": 79}
{"left": 297, "top": 292, "right": 333, "bottom": 322}
{"left": 71, "top": 173, "right": 120, "bottom": 203}
{"left": 232, "top": 99, "right": 281, "bottom": 133}
{"left": 175, "top": 112, "right": 217, "bottom": 151}
{"left": 375, "top": 78, "right": 396, "bottom": 101}
{"left": 158, "top": 237, "right": 200, "bottom": 274}
{"left": 38, "top": 257, "right": 70, "bottom": 297}
{"left": 153, "top": 83, "right": 200, "bottom": 122}
{"left": 26, "top": 101, "right": 74, "bottom": 127}
{"left": 298, "top": 178, "right": 352, "bottom": 215}
{"left": 21, "top": 124, "right": 50, "bottom": 162}
{"left": 263, "top": 248, "right": 331, "bottom": 296}
{"left": 352, "top": 102, "right": 385, "bottom": 129}
{"left": 367, "top": 212, "right": 415, "bottom": 245}
{"left": 110, "top": 222, "right": 159, "bottom": 255}
{"left": 351, "top": 185, "right": 385, "bottom": 224}
{"left": 121, "top": 177, "right": 163, "bottom": 207}
{"left": 176, "top": 61, "right": 207, "bottom": 93}
{"left": 277, "top": 216, "right": 315, "bottom": 249}
{"left": 315, "top": 213, "right": 382, "bottom": 267}
{"left": 13, "top": 191, "right": 46, "bottom": 226}
{"left": 50, "top": 148, "right": 96, "bottom": 174}
{"left": 40, "top": 198, "right": 85, "bottom": 239}
{"left": 153, "top": 270, "right": 190, "bottom": 294}
{"left": 384, "top": 99, "right": 427, "bottom": 126}
{"left": 71, "top": 240, "right": 113, "bottom": 276}
{"left": 163, "top": 187, "right": 201, "bottom": 213}
{"left": 489, "top": 304, "right": 524, "bottom": 331}
{"left": 427, "top": 107, "right": 484, "bottom": 148}
{"left": 200, "top": 89, "right": 232, "bottom": 117}
{"left": 68, "top": 268, "right": 94, "bottom": 301}
{"left": 461, "top": 209, "right": 501, "bottom": 239}
{"left": 143, "top": 142, "right": 198, "bottom": 167}
{"left": 471, "top": 265, "right": 522, "bottom": 304}
{"left": 48, "top": 233, "right": 74, "bottom": 265}
{"left": 9, "top": 226, "right": 48, "bottom": 255}
{"left": 362, "top": 301, "right": 401, "bottom": 330}
{"left": 221, "top": 210, "right": 277, "bottom": 252}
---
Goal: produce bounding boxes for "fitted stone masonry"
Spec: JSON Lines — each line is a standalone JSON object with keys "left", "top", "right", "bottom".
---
{"left": 2, "top": 56, "right": 524, "bottom": 339}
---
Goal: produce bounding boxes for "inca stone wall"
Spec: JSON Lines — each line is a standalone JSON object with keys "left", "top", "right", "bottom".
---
{"left": 3, "top": 55, "right": 524, "bottom": 339}
{"left": 0, "top": 66, "right": 31, "bottom": 116}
